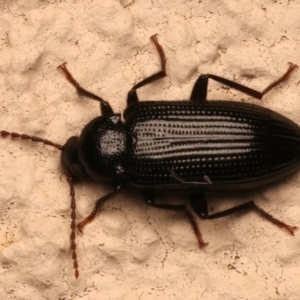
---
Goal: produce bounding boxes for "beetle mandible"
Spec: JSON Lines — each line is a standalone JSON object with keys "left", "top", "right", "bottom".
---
{"left": 1, "top": 35, "right": 299, "bottom": 279}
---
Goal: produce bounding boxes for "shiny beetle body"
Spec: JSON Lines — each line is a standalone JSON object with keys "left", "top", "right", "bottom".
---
{"left": 1, "top": 36, "right": 298, "bottom": 278}
{"left": 123, "top": 100, "right": 300, "bottom": 190}
{"left": 77, "top": 100, "right": 300, "bottom": 190}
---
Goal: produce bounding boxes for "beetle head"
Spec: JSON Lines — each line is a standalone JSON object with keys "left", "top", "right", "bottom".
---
{"left": 61, "top": 115, "right": 126, "bottom": 181}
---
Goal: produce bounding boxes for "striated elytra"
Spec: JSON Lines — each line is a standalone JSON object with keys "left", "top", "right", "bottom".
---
{"left": 1, "top": 35, "right": 299, "bottom": 278}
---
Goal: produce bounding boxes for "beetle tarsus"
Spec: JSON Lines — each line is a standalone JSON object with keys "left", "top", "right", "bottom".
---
{"left": 261, "top": 62, "right": 298, "bottom": 95}
{"left": 252, "top": 202, "right": 298, "bottom": 235}
{"left": 77, "top": 184, "right": 123, "bottom": 232}
{"left": 191, "top": 62, "right": 298, "bottom": 101}
{"left": 127, "top": 34, "right": 167, "bottom": 106}
{"left": 284, "top": 225, "right": 298, "bottom": 236}
{"left": 57, "top": 63, "right": 114, "bottom": 116}
{"left": 191, "top": 196, "right": 298, "bottom": 237}
{"left": 77, "top": 212, "right": 96, "bottom": 233}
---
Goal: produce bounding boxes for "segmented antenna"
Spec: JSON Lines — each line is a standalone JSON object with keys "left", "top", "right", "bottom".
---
{"left": 0, "top": 130, "right": 79, "bottom": 278}
{"left": 67, "top": 175, "right": 79, "bottom": 278}
{"left": 0, "top": 130, "right": 63, "bottom": 150}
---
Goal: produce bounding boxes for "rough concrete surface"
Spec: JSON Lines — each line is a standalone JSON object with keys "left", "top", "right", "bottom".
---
{"left": 0, "top": 1, "right": 300, "bottom": 299}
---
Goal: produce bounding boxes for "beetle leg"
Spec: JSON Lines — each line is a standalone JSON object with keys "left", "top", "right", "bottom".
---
{"left": 57, "top": 63, "right": 114, "bottom": 116}
{"left": 127, "top": 35, "right": 167, "bottom": 106}
{"left": 190, "top": 62, "right": 298, "bottom": 102}
{"left": 77, "top": 183, "right": 123, "bottom": 232}
{"left": 141, "top": 190, "right": 208, "bottom": 247}
{"left": 190, "top": 195, "right": 298, "bottom": 235}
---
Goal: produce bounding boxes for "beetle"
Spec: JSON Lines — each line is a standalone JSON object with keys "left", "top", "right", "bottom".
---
{"left": 1, "top": 35, "right": 299, "bottom": 279}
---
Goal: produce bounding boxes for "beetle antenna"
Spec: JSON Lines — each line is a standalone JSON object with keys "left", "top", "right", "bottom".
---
{"left": 67, "top": 175, "right": 79, "bottom": 278}
{"left": 0, "top": 130, "right": 63, "bottom": 150}
{"left": 0, "top": 130, "right": 80, "bottom": 278}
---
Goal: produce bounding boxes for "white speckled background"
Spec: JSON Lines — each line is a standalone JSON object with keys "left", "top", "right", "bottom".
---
{"left": 1, "top": 1, "right": 300, "bottom": 299}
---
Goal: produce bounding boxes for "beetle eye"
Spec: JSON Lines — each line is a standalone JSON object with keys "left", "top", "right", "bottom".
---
{"left": 68, "top": 163, "right": 87, "bottom": 179}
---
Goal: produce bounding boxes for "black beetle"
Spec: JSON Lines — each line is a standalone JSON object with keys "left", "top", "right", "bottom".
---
{"left": 1, "top": 35, "right": 299, "bottom": 278}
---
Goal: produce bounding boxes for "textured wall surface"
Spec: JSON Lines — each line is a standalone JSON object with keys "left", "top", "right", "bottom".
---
{"left": 0, "top": 1, "right": 300, "bottom": 299}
